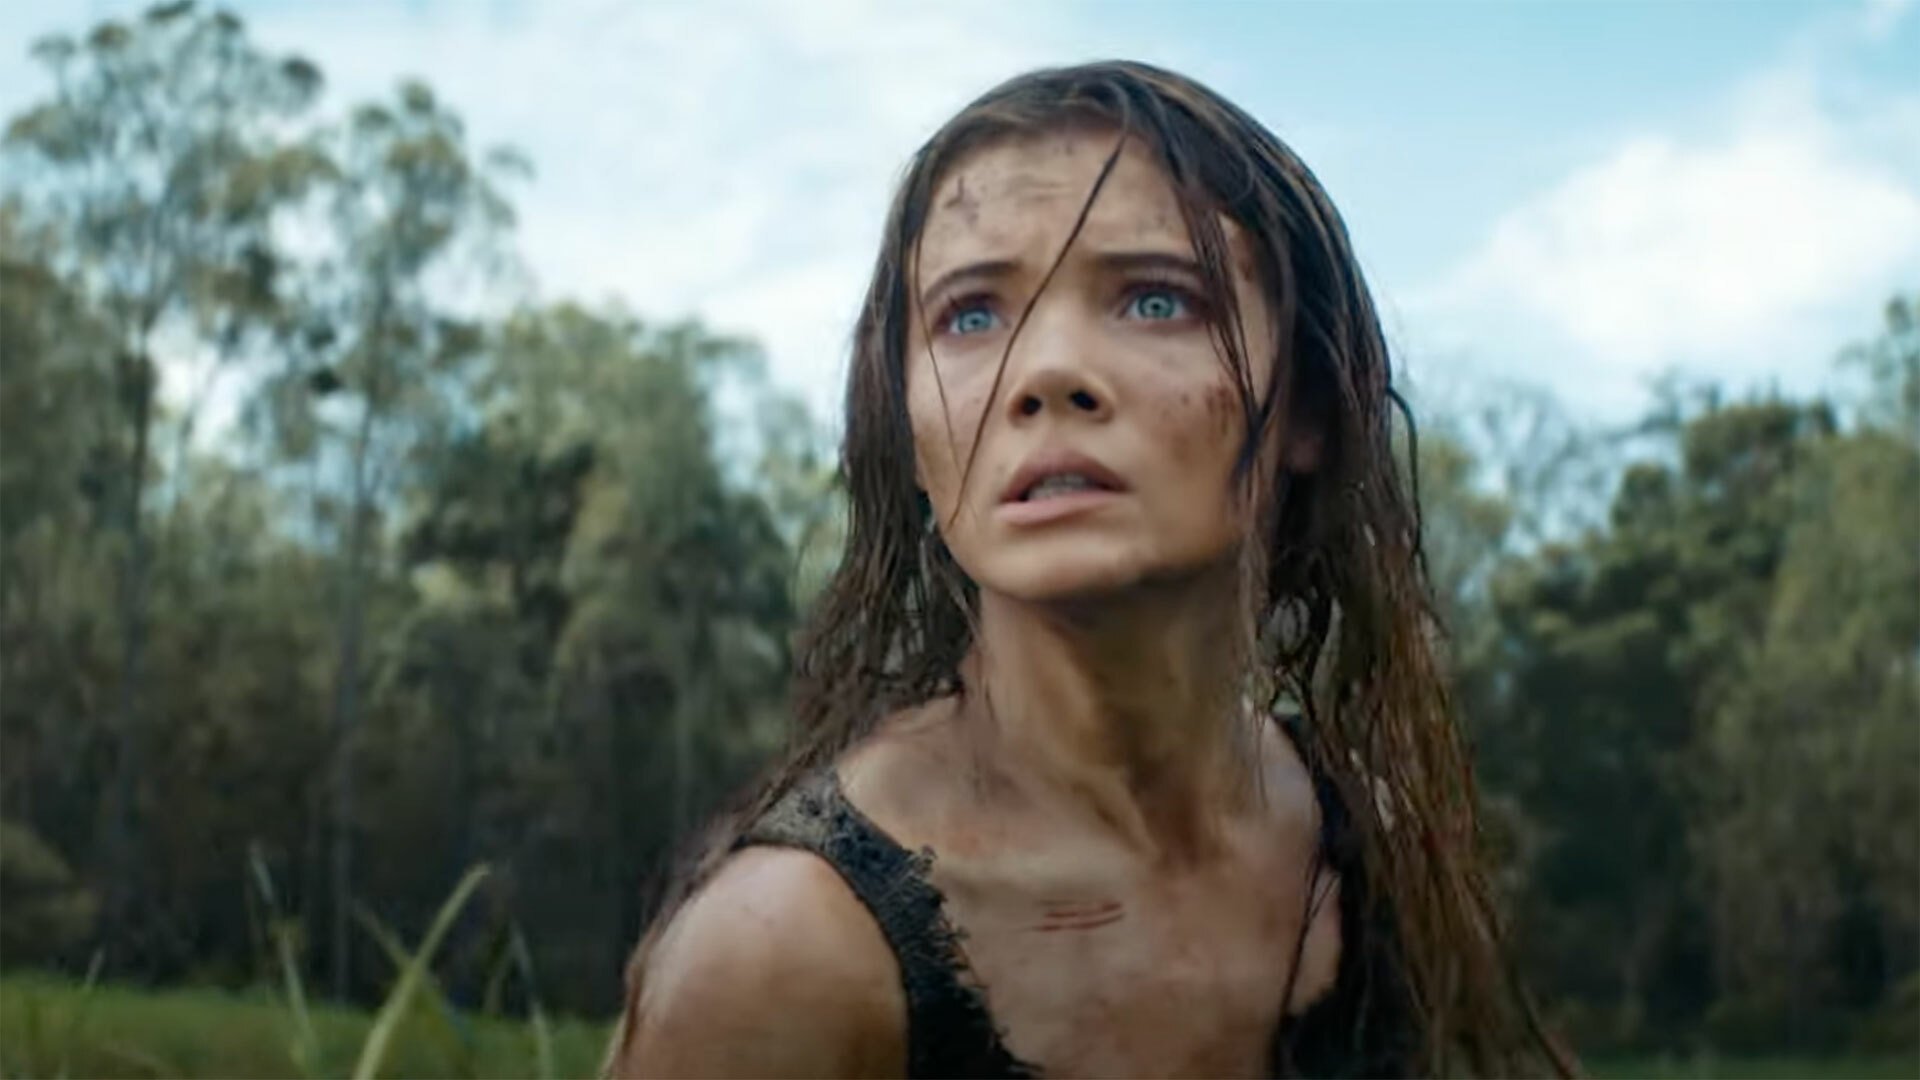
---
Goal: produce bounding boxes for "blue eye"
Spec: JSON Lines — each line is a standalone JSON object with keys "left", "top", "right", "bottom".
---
{"left": 1127, "top": 288, "right": 1187, "bottom": 321}
{"left": 946, "top": 304, "right": 999, "bottom": 336}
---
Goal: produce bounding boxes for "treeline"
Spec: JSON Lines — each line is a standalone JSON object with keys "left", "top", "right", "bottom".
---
{"left": 0, "top": 2, "right": 833, "bottom": 1017}
{"left": 0, "top": 2, "right": 1913, "bottom": 1059}
{"left": 1419, "top": 323, "right": 1919, "bottom": 1054}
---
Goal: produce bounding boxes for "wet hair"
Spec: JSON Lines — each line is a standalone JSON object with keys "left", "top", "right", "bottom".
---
{"left": 611, "top": 60, "right": 1575, "bottom": 1078}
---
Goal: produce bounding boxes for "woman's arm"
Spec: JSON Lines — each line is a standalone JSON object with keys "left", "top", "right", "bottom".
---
{"left": 604, "top": 846, "right": 909, "bottom": 1079}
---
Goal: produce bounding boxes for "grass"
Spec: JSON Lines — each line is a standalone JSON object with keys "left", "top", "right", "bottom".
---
{"left": 1, "top": 859, "right": 609, "bottom": 1079}
{"left": 6, "top": 970, "right": 1917, "bottom": 1079}
{"left": 0, "top": 970, "right": 609, "bottom": 1079}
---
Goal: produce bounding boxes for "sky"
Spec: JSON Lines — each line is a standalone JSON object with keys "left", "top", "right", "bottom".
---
{"left": 4, "top": 0, "right": 1917, "bottom": 428}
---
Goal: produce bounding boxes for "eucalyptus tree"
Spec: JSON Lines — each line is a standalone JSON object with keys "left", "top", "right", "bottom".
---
{"left": 259, "top": 78, "right": 521, "bottom": 996}
{"left": 2, "top": 1, "right": 325, "bottom": 955}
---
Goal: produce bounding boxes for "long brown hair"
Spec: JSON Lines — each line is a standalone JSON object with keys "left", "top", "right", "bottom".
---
{"left": 613, "top": 61, "right": 1574, "bottom": 1078}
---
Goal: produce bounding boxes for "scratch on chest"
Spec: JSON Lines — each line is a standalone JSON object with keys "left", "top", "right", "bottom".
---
{"left": 1027, "top": 898, "right": 1126, "bottom": 933}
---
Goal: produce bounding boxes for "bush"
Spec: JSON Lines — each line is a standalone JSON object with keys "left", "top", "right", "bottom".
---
{"left": 0, "top": 820, "right": 98, "bottom": 967}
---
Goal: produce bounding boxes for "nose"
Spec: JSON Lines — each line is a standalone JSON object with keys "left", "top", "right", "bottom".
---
{"left": 1002, "top": 304, "right": 1114, "bottom": 423}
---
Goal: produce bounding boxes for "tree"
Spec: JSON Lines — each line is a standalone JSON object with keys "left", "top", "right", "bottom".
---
{"left": 1456, "top": 316, "right": 1920, "bottom": 1054}
{"left": 463, "top": 305, "right": 796, "bottom": 1009}
{"left": 1473, "top": 398, "right": 1835, "bottom": 1048}
{"left": 751, "top": 390, "right": 846, "bottom": 612}
{"left": 254, "top": 78, "right": 520, "bottom": 997}
{"left": 0, "top": 204, "right": 120, "bottom": 880}
{"left": 1692, "top": 299, "right": 1920, "bottom": 1050}
{"left": 1, "top": 5, "right": 825, "bottom": 1017}
{"left": 3, "top": 1, "right": 324, "bottom": 955}
{"left": 1842, "top": 295, "right": 1920, "bottom": 445}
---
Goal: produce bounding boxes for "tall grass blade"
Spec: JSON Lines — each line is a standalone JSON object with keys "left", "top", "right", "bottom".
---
{"left": 352, "top": 903, "right": 477, "bottom": 1079}
{"left": 351, "top": 864, "right": 490, "bottom": 1080}
{"left": 54, "top": 948, "right": 104, "bottom": 1080}
{"left": 509, "top": 926, "right": 555, "bottom": 1080}
{"left": 479, "top": 923, "right": 514, "bottom": 1018}
{"left": 248, "top": 845, "right": 319, "bottom": 1078}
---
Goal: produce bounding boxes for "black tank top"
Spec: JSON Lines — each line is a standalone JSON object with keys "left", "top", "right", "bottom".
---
{"left": 731, "top": 716, "right": 1417, "bottom": 1078}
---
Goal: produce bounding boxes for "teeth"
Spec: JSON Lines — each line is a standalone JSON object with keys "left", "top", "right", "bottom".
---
{"left": 1025, "top": 473, "right": 1099, "bottom": 501}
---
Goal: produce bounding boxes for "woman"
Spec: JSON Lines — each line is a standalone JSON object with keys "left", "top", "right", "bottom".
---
{"left": 604, "top": 61, "right": 1573, "bottom": 1078}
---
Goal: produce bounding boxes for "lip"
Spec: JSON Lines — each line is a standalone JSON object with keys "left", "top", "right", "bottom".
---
{"left": 996, "top": 487, "right": 1120, "bottom": 526}
{"left": 996, "top": 450, "right": 1128, "bottom": 524}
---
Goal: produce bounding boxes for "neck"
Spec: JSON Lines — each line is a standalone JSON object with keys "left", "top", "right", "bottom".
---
{"left": 957, "top": 563, "right": 1264, "bottom": 867}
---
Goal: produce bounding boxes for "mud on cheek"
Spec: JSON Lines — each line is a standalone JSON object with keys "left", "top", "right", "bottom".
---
{"left": 1158, "top": 379, "right": 1246, "bottom": 471}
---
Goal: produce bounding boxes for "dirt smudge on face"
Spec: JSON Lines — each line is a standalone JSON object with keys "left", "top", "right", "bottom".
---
{"left": 941, "top": 174, "right": 981, "bottom": 227}
{"left": 1204, "top": 380, "right": 1240, "bottom": 440}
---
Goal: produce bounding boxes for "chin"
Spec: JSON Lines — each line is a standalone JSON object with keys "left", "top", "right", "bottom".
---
{"left": 996, "top": 571, "right": 1140, "bottom": 606}
{"left": 971, "top": 537, "right": 1244, "bottom": 609}
{"left": 972, "top": 543, "right": 1158, "bottom": 605}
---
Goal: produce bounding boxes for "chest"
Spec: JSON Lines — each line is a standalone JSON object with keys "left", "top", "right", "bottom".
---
{"left": 928, "top": 841, "right": 1313, "bottom": 1077}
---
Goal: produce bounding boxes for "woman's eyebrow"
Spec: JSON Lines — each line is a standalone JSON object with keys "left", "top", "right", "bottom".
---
{"left": 919, "top": 250, "right": 1205, "bottom": 307}
{"left": 919, "top": 258, "right": 1019, "bottom": 307}
{"left": 1088, "top": 250, "right": 1205, "bottom": 278}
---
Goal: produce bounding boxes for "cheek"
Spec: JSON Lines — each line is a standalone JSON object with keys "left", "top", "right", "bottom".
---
{"left": 1156, "top": 376, "right": 1246, "bottom": 474}
{"left": 906, "top": 358, "right": 981, "bottom": 497}
{"left": 1203, "top": 380, "right": 1242, "bottom": 446}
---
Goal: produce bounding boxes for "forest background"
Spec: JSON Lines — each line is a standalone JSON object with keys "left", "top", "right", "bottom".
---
{"left": 1, "top": 4, "right": 1914, "bottom": 1075}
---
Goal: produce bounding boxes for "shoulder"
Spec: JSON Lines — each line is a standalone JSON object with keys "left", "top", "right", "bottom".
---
{"left": 1253, "top": 712, "right": 1330, "bottom": 844}
{"left": 606, "top": 845, "right": 907, "bottom": 1078}
{"left": 1259, "top": 714, "right": 1346, "bottom": 1014}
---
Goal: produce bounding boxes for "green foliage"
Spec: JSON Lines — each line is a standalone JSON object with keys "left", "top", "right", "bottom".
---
{"left": 3, "top": 0, "right": 334, "bottom": 964}
{"left": 1436, "top": 298, "right": 1920, "bottom": 1055}
{"left": 0, "top": 821, "right": 99, "bottom": 968}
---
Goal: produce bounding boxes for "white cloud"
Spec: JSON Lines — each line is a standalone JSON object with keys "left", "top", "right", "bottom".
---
{"left": 1408, "top": 26, "right": 1920, "bottom": 416}
{"left": 228, "top": 0, "right": 1071, "bottom": 425}
{"left": 0, "top": 0, "right": 1072, "bottom": 423}
{"left": 7, "top": 0, "right": 1259, "bottom": 438}
{"left": 1433, "top": 126, "right": 1918, "bottom": 361}
{"left": 13, "top": 1, "right": 1914, "bottom": 429}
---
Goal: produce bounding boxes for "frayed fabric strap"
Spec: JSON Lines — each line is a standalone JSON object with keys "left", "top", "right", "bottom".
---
{"left": 734, "top": 769, "right": 1041, "bottom": 1079}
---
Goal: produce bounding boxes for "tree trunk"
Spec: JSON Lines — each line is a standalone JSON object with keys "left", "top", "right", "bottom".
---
{"left": 101, "top": 342, "right": 155, "bottom": 966}
{"left": 328, "top": 388, "right": 380, "bottom": 1000}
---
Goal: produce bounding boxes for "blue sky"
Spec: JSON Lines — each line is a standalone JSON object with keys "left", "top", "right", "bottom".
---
{"left": 5, "top": 0, "right": 1917, "bottom": 427}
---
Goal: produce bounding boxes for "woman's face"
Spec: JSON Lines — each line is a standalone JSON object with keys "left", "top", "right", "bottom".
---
{"left": 907, "top": 128, "right": 1312, "bottom": 604}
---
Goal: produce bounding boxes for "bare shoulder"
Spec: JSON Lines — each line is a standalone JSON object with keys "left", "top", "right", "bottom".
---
{"left": 606, "top": 846, "right": 906, "bottom": 1079}
{"left": 1257, "top": 713, "right": 1328, "bottom": 835}
{"left": 1257, "top": 715, "right": 1345, "bottom": 1013}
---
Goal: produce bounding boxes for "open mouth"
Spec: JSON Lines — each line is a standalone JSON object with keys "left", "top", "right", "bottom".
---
{"left": 1016, "top": 472, "right": 1118, "bottom": 502}
{"left": 1001, "top": 454, "right": 1128, "bottom": 508}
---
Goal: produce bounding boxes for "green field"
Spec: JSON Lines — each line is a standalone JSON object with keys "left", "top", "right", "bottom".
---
{"left": 0, "top": 972, "right": 609, "bottom": 1079}
{"left": 2, "top": 971, "right": 1915, "bottom": 1079}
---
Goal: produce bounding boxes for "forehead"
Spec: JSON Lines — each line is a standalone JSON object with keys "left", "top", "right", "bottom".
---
{"left": 917, "top": 130, "right": 1197, "bottom": 272}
